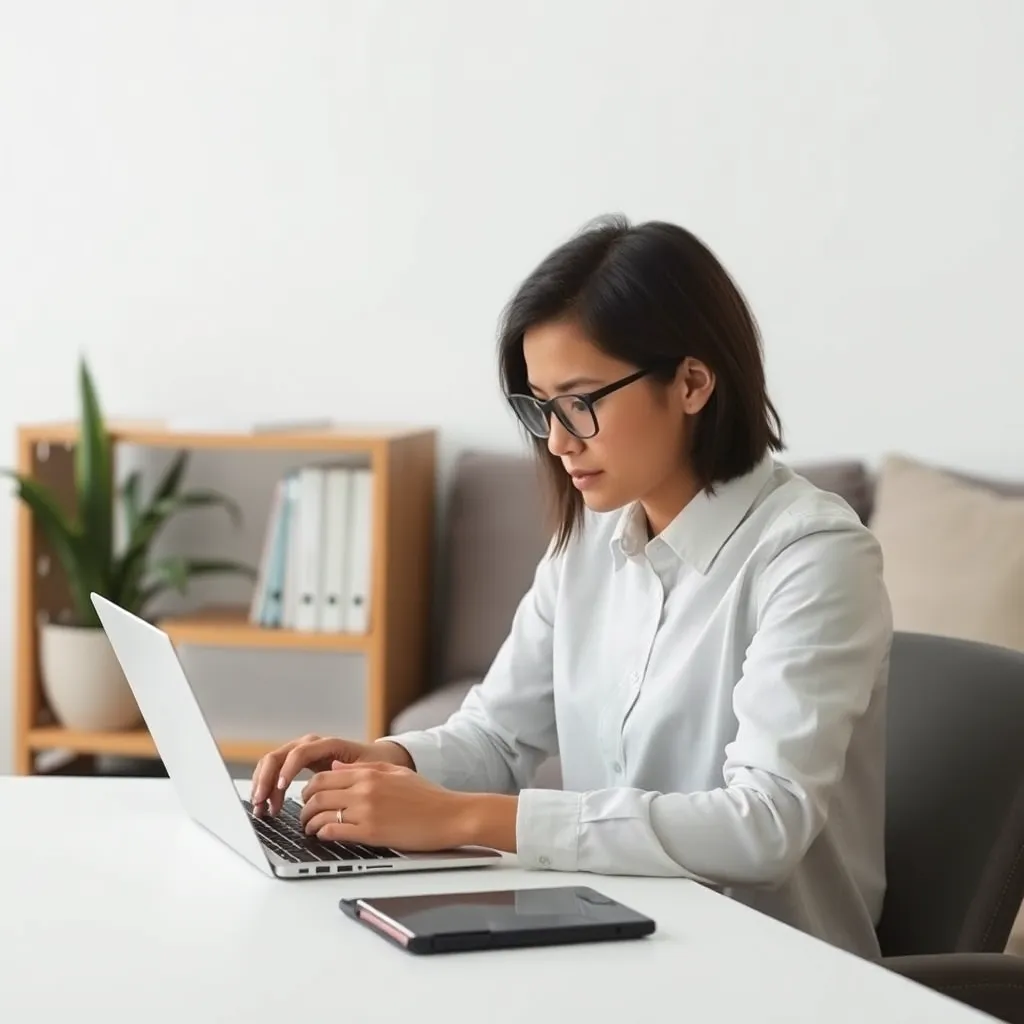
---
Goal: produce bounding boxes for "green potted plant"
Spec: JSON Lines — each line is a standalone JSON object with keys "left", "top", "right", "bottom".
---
{"left": 2, "top": 358, "right": 256, "bottom": 731}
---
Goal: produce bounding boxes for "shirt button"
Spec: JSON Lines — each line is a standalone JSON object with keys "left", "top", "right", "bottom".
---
{"left": 629, "top": 671, "right": 640, "bottom": 684}
{"left": 538, "top": 855, "right": 551, "bottom": 867}
{"left": 612, "top": 761, "right": 623, "bottom": 774}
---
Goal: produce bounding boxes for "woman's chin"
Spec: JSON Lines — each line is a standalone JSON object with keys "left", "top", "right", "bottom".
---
{"left": 579, "top": 485, "right": 623, "bottom": 514}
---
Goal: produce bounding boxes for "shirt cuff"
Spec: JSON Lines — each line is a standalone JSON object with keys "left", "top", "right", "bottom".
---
{"left": 377, "top": 731, "right": 450, "bottom": 787}
{"left": 516, "top": 788, "right": 583, "bottom": 871}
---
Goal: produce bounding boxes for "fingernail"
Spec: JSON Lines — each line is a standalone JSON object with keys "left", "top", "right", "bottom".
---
{"left": 277, "top": 776, "right": 285, "bottom": 790}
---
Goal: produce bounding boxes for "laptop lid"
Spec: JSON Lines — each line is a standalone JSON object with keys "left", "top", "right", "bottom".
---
{"left": 90, "top": 593, "right": 272, "bottom": 875}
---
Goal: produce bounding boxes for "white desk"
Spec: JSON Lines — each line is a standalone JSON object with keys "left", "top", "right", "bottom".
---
{"left": 0, "top": 776, "right": 989, "bottom": 1023}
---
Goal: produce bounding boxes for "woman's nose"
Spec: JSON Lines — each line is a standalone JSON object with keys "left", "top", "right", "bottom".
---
{"left": 547, "top": 415, "right": 582, "bottom": 457}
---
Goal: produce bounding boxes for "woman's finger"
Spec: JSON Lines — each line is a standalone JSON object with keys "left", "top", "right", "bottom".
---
{"left": 305, "top": 806, "right": 354, "bottom": 836}
{"left": 298, "top": 788, "right": 342, "bottom": 828}
{"left": 332, "top": 759, "right": 406, "bottom": 776}
{"left": 314, "top": 821, "right": 364, "bottom": 843}
{"left": 300, "top": 765, "right": 363, "bottom": 804}
{"left": 277, "top": 737, "right": 336, "bottom": 791}
{"left": 251, "top": 751, "right": 286, "bottom": 810}
{"left": 250, "top": 756, "right": 267, "bottom": 810}
{"left": 252, "top": 733, "right": 319, "bottom": 809}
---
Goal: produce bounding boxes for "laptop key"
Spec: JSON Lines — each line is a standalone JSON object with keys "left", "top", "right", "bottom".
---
{"left": 260, "top": 836, "right": 298, "bottom": 862}
{"left": 291, "top": 846, "right": 325, "bottom": 863}
{"left": 245, "top": 796, "right": 400, "bottom": 862}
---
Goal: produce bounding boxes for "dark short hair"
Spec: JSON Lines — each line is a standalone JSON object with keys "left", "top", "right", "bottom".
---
{"left": 497, "top": 214, "right": 784, "bottom": 552}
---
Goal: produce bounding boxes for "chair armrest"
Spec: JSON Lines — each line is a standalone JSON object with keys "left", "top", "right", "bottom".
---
{"left": 882, "top": 952, "right": 1024, "bottom": 1024}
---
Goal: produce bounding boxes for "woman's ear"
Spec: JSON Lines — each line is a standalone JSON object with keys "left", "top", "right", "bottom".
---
{"left": 676, "top": 358, "right": 715, "bottom": 415}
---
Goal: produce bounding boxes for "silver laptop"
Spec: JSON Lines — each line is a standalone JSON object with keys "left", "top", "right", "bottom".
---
{"left": 91, "top": 593, "right": 503, "bottom": 878}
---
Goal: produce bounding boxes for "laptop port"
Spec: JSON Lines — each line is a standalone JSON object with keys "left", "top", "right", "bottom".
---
{"left": 299, "top": 868, "right": 309, "bottom": 875}
{"left": 316, "top": 866, "right": 331, "bottom": 875}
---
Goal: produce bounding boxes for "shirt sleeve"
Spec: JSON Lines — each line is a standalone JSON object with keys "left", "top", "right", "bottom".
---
{"left": 515, "top": 516, "right": 893, "bottom": 883}
{"left": 381, "top": 542, "right": 561, "bottom": 795}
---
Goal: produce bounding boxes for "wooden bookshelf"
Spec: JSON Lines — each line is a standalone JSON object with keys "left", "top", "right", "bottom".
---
{"left": 12, "top": 421, "right": 437, "bottom": 775}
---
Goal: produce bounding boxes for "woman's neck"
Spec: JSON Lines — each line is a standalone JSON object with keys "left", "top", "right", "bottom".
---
{"left": 641, "top": 470, "right": 703, "bottom": 537}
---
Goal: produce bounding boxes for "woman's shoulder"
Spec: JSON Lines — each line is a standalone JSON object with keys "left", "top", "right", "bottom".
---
{"left": 751, "top": 465, "right": 889, "bottom": 605}
{"left": 761, "top": 463, "right": 876, "bottom": 546}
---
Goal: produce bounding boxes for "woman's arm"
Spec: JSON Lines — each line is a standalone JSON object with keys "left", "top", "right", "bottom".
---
{"left": 381, "top": 543, "right": 561, "bottom": 796}
{"left": 454, "top": 519, "right": 892, "bottom": 882}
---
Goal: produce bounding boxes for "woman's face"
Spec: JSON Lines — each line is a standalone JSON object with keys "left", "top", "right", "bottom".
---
{"left": 521, "top": 317, "right": 714, "bottom": 533}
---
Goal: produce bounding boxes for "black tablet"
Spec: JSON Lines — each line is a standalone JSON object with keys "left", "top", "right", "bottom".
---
{"left": 339, "top": 885, "right": 656, "bottom": 954}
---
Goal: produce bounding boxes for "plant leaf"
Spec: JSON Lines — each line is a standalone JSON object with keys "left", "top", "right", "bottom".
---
{"left": 1, "top": 469, "right": 97, "bottom": 625}
{"left": 109, "top": 450, "right": 189, "bottom": 598}
{"left": 76, "top": 357, "right": 114, "bottom": 582}
{"left": 137, "top": 556, "right": 257, "bottom": 613}
{"left": 153, "top": 450, "right": 189, "bottom": 505}
{"left": 113, "top": 485, "right": 244, "bottom": 603}
{"left": 147, "top": 489, "right": 244, "bottom": 528}
{"left": 114, "top": 451, "right": 188, "bottom": 569}
{"left": 120, "top": 470, "right": 142, "bottom": 540}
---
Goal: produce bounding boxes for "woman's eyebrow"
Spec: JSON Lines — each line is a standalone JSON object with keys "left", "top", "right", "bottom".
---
{"left": 528, "top": 376, "right": 604, "bottom": 396}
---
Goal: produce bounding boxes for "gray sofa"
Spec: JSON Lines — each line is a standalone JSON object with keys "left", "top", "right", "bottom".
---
{"left": 389, "top": 451, "right": 873, "bottom": 788}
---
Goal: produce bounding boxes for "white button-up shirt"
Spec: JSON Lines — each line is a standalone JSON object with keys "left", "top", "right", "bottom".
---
{"left": 389, "top": 456, "right": 893, "bottom": 958}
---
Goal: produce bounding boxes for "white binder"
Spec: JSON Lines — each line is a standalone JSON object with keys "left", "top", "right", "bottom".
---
{"left": 344, "top": 467, "right": 374, "bottom": 633}
{"left": 293, "top": 465, "right": 326, "bottom": 632}
{"left": 281, "top": 472, "right": 303, "bottom": 629}
{"left": 248, "top": 476, "right": 284, "bottom": 624}
{"left": 320, "top": 466, "right": 353, "bottom": 633}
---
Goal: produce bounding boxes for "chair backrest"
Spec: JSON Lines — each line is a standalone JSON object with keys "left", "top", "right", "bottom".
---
{"left": 878, "top": 631, "right": 1024, "bottom": 956}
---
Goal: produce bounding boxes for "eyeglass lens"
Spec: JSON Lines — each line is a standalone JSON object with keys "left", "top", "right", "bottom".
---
{"left": 508, "top": 394, "right": 597, "bottom": 439}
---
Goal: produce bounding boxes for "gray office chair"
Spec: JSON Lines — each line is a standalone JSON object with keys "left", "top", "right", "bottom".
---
{"left": 877, "top": 631, "right": 1024, "bottom": 1023}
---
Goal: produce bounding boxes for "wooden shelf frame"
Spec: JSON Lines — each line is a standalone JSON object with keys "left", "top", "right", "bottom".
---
{"left": 12, "top": 422, "right": 437, "bottom": 773}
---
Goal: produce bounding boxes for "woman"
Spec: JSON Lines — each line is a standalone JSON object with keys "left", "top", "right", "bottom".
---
{"left": 251, "top": 216, "right": 892, "bottom": 958}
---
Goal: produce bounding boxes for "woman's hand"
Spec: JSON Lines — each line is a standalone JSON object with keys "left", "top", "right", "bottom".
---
{"left": 299, "top": 761, "right": 484, "bottom": 852}
{"left": 250, "top": 735, "right": 413, "bottom": 816}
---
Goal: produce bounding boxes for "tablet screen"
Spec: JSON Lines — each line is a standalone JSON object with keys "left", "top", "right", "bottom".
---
{"left": 352, "top": 885, "right": 651, "bottom": 943}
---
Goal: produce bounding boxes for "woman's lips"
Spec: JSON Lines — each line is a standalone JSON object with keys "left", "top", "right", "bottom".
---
{"left": 569, "top": 470, "right": 603, "bottom": 491}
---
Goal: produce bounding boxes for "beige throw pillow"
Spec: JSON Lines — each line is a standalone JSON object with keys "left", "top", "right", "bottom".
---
{"left": 869, "top": 454, "right": 1024, "bottom": 653}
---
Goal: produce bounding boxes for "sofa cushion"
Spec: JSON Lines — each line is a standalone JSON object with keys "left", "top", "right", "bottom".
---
{"left": 390, "top": 677, "right": 476, "bottom": 734}
{"left": 439, "top": 451, "right": 552, "bottom": 687}
{"left": 789, "top": 458, "right": 873, "bottom": 523}
{"left": 869, "top": 454, "right": 1024, "bottom": 651}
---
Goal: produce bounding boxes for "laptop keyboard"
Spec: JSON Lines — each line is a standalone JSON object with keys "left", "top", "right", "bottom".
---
{"left": 243, "top": 798, "right": 402, "bottom": 863}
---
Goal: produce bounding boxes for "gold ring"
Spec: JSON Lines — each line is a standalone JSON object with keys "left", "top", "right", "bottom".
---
{"left": 336, "top": 808, "right": 344, "bottom": 824}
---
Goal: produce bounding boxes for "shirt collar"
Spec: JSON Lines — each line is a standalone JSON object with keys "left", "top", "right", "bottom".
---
{"left": 610, "top": 455, "right": 777, "bottom": 574}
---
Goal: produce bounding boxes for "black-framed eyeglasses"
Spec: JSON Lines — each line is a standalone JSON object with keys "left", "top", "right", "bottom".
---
{"left": 506, "top": 368, "right": 650, "bottom": 440}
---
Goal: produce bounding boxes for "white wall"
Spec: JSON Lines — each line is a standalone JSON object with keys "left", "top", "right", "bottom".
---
{"left": 2, "top": 0, "right": 1022, "bottom": 775}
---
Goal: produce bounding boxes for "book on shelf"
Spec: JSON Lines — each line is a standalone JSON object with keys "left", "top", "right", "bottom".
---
{"left": 249, "top": 463, "right": 374, "bottom": 634}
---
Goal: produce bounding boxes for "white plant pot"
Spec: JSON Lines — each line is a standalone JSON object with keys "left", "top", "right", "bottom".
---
{"left": 39, "top": 622, "right": 142, "bottom": 731}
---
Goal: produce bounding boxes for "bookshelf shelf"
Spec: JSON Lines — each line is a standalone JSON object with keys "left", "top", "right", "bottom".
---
{"left": 159, "top": 605, "right": 373, "bottom": 653}
{"left": 12, "top": 421, "right": 437, "bottom": 775}
{"left": 26, "top": 725, "right": 279, "bottom": 763}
